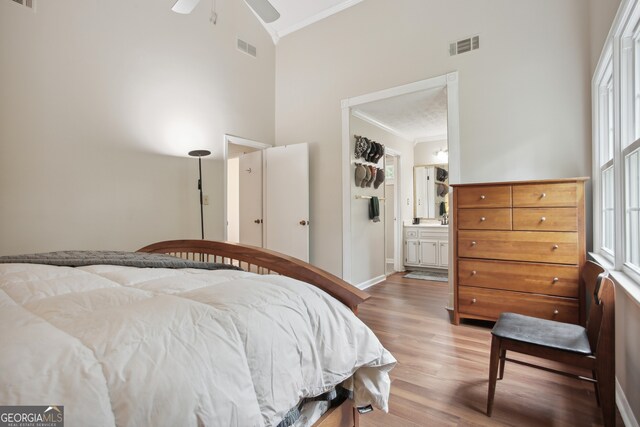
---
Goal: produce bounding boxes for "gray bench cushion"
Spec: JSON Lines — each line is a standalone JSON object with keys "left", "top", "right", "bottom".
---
{"left": 491, "top": 312, "right": 592, "bottom": 355}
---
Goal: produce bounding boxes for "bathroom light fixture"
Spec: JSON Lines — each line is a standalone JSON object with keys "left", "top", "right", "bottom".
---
{"left": 189, "top": 149, "right": 211, "bottom": 240}
{"left": 436, "top": 148, "right": 449, "bottom": 162}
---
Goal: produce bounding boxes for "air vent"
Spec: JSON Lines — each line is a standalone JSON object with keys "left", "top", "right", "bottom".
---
{"left": 237, "top": 38, "right": 257, "bottom": 58}
{"left": 449, "top": 35, "right": 480, "bottom": 56}
{"left": 11, "top": 0, "right": 34, "bottom": 8}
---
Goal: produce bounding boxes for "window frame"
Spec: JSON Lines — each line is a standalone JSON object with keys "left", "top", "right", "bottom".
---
{"left": 592, "top": 0, "right": 640, "bottom": 290}
{"left": 623, "top": 138, "right": 640, "bottom": 283}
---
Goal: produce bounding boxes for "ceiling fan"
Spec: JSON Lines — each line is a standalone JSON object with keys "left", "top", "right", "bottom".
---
{"left": 172, "top": 0, "right": 280, "bottom": 23}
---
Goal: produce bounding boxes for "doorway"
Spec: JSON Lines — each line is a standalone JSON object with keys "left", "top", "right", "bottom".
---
{"left": 384, "top": 151, "right": 400, "bottom": 276}
{"left": 223, "top": 135, "right": 311, "bottom": 262}
{"left": 341, "top": 72, "right": 460, "bottom": 292}
{"left": 224, "top": 135, "right": 271, "bottom": 246}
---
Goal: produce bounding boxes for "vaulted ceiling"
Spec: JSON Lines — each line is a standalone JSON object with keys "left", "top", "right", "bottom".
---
{"left": 257, "top": 0, "right": 363, "bottom": 42}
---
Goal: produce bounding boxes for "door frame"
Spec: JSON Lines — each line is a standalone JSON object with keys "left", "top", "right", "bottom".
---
{"left": 223, "top": 134, "right": 272, "bottom": 242}
{"left": 384, "top": 147, "right": 403, "bottom": 274}
{"left": 340, "top": 72, "right": 461, "bottom": 284}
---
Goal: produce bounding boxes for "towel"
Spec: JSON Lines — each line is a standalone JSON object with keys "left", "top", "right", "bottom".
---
{"left": 369, "top": 197, "right": 380, "bottom": 222}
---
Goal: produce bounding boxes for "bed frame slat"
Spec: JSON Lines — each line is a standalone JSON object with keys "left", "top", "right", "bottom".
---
{"left": 138, "top": 240, "right": 369, "bottom": 313}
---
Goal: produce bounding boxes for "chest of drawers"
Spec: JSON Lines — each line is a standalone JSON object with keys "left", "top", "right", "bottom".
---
{"left": 451, "top": 178, "right": 587, "bottom": 325}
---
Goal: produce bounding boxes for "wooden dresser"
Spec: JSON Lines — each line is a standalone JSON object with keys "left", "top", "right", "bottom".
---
{"left": 451, "top": 178, "right": 588, "bottom": 326}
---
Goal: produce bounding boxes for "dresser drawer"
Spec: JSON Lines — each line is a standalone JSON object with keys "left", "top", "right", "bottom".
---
{"left": 512, "top": 183, "right": 577, "bottom": 207}
{"left": 456, "top": 186, "right": 511, "bottom": 208}
{"left": 457, "top": 230, "right": 578, "bottom": 264}
{"left": 457, "top": 208, "right": 512, "bottom": 230}
{"left": 458, "top": 286, "right": 579, "bottom": 323}
{"left": 457, "top": 259, "right": 579, "bottom": 298}
{"left": 513, "top": 208, "right": 577, "bottom": 231}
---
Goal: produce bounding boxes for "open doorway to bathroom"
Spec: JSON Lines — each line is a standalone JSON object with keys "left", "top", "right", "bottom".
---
{"left": 384, "top": 152, "right": 399, "bottom": 276}
{"left": 341, "top": 73, "right": 459, "bottom": 296}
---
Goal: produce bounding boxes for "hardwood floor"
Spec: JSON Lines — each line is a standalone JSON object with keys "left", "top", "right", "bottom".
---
{"left": 357, "top": 273, "right": 622, "bottom": 427}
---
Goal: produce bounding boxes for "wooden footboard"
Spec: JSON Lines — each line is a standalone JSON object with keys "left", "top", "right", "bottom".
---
{"left": 139, "top": 240, "right": 364, "bottom": 427}
{"left": 138, "top": 240, "right": 369, "bottom": 427}
{"left": 138, "top": 239, "right": 369, "bottom": 314}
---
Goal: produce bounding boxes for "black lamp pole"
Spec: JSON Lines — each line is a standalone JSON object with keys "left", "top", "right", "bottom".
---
{"left": 188, "top": 150, "right": 211, "bottom": 240}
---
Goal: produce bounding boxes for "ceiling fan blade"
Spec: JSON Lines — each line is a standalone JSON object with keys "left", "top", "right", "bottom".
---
{"left": 244, "top": 0, "right": 280, "bottom": 23}
{"left": 172, "top": 0, "right": 201, "bottom": 14}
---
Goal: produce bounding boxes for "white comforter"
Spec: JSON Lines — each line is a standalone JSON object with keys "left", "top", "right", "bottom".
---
{"left": 0, "top": 263, "right": 395, "bottom": 426}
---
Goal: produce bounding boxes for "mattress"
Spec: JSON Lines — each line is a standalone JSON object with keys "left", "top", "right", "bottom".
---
{"left": 0, "top": 257, "right": 395, "bottom": 426}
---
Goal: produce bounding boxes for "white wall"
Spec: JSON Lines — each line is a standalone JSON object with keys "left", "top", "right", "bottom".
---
{"left": 589, "top": 0, "right": 623, "bottom": 73}
{"left": 275, "top": 0, "right": 592, "bottom": 276}
{"left": 414, "top": 140, "right": 448, "bottom": 166}
{"left": 0, "top": 0, "right": 275, "bottom": 255}
{"left": 226, "top": 157, "right": 240, "bottom": 243}
{"left": 349, "top": 115, "right": 413, "bottom": 286}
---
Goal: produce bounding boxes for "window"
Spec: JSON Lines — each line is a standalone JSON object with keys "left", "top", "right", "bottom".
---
{"left": 626, "top": 145, "right": 640, "bottom": 269}
{"left": 635, "top": 27, "right": 640, "bottom": 140}
{"left": 602, "top": 165, "right": 615, "bottom": 254}
{"left": 593, "top": 0, "right": 640, "bottom": 283}
{"left": 597, "top": 69, "right": 615, "bottom": 256}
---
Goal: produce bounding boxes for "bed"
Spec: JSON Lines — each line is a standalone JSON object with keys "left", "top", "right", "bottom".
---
{"left": 0, "top": 240, "right": 395, "bottom": 427}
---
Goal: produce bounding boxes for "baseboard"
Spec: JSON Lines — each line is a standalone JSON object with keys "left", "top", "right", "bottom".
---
{"left": 356, "top": 275, "right": 386, "bottom": 290}
{"left": 617, "top": 377, "right": 639, "bottom": 427}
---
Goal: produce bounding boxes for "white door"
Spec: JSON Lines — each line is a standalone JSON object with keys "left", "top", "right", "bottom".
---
{"left": 419, "top": 239, "right": 438, "bottom": 266}
{"left": 414, "top": 166, "right": 426, "bottom": 218}
{"left": 239, "top": 150, "right": 263, "bottom": 247}
{"left": 426, "top": 166, "right": 436, "bottom": 218}
{"left": 265, "top": 143, "right": 309, "bottom": 261}
{"left": 405, "top": 239, "right": 419, "bottom": 265}
{"left": 439, "top": 241, "right": 449, "bottom": 268}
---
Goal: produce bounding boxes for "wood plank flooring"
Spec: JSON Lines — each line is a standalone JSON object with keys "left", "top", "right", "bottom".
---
{"left": 357, "top": 273, "right": 622, "bottom": 427}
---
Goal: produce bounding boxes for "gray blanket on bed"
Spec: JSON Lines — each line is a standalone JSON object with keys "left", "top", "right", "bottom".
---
{"left": 0, "top": 250, "right": 242, "bottom": 270}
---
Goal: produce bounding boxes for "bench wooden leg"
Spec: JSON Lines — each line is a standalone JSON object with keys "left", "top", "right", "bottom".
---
{"left": 499, "top": 349, "right": 507, "bottom": 380}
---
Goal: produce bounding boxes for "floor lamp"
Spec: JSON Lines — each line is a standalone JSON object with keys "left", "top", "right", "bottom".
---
{"left": 188, "top": 150, "right": 211, "bottom": 240}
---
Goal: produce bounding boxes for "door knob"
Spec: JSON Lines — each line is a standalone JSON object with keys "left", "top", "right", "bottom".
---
{"left": 299, "top": 220, "right": 309, "bottom": 226}
{"left": 254, "top": 219, "right": 262, "bottom": 224}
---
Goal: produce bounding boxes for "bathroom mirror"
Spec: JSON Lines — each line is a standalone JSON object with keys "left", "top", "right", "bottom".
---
{"left": 414, "top": 164, "right": 449, "bottom": 219}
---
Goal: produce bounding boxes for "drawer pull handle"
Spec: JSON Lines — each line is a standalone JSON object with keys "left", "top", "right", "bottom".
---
{"left": 541, "top": 193, "right": 547, "bottom": 198}
{"left": 471, "top": 241, "right": 477, "bottom": 246}
{"left": 552, "top": 277, "right": 559, "bottom": 283}
{"left": 540, "top": 217, "right": 546, "bottom": 222}
{"left": 480, "top": 195, "right": 486, "bottom": 200}
{"left": 471, "top": 298, "right": 477, "bottom": 304}
{"left": 471, "top": 270, "right": 477, "bottom": 276}
{"left": 552, "top": 244, "right": 559, "bottom": 250}
{"left": 480, "top": 217, "right": 486, "bottom": 222}
{"left": 553, "top": 309, "right": 559, "bottom": 315}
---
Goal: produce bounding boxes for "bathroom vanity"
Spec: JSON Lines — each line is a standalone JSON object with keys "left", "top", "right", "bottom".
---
{"left": 404, "top": 224, "right": 449, "bottom": 270}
